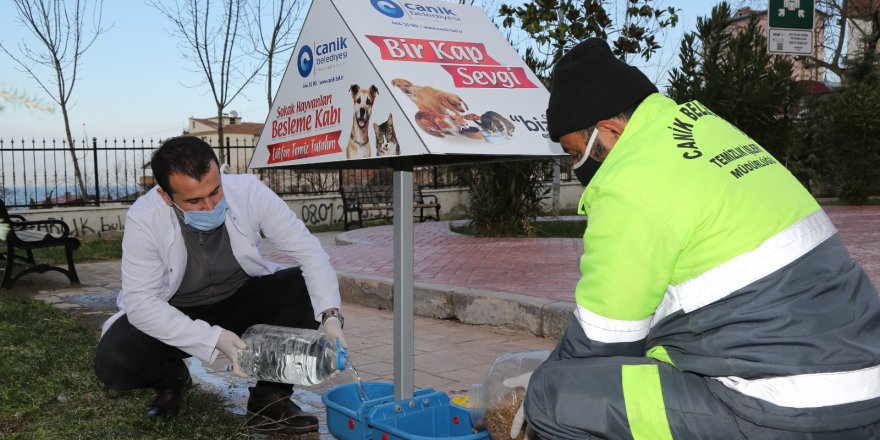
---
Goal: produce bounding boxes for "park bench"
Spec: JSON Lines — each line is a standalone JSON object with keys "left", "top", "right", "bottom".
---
{"left": 339, "top": 185, "right": 441, "bottom": 230}
{"left": 0, "top": 199, "right": 81, "bottom": 289}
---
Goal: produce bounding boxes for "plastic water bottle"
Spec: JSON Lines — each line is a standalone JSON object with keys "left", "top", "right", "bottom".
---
{"left": 237, "top": 324, "right": 348, "bottom": 385}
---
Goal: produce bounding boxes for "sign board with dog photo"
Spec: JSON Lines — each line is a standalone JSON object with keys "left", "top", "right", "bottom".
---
{"left": 250, "top": 0, "right": 564, "bottom": 169}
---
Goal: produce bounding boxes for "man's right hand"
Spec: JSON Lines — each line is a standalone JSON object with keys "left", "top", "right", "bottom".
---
{"left": 503, "top": 371, "right": 536, "bottom": 439}
{"left": 216, "top": 329, "right": 248, "bottom": 378}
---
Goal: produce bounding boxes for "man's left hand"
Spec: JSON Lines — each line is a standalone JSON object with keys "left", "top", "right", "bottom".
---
{"left": 322, "top": 316, "right": 348, "bottom": 349}
{"left": 216, "top": 329, "right": 248, "bottom": 378}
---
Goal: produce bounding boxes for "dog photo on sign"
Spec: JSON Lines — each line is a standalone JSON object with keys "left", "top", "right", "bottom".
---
{"left": 391, "top": 78, "right": 514, "bottom": 144}
{"left": 346, "top": 84, "right": 378, "bottom": 159}
{"left": 391, "top": 78, "right": 478, "bottom": 139}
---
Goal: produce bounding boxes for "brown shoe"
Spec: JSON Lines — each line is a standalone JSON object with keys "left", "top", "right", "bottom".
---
{"left": 246, "top": 387, "right": 319, "bottom": 434}
{"left": 145, "top": 375, "right": 193, "bottom": 418}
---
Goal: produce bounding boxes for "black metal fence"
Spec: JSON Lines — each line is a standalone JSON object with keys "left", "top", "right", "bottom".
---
{"left": 0, "top": 137, "right": 574, "bottom": 210}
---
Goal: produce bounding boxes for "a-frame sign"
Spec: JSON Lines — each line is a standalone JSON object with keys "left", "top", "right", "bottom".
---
{"left": 250, "top": 0, "right": 563, "bottom": 169}
{"left": 249, "top": 0, "right": 564, "bottom": 404}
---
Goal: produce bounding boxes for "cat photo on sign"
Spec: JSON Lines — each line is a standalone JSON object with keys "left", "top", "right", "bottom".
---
{"left": 474, "top": 111, "right": 515, "bottom": 144}
{"left": 374, "top": 114, "right": 400, "bottom": 156}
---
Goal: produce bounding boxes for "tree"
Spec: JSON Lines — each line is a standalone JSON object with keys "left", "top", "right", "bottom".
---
{"left": 152, "top": 0, "right": 265, "bottom": 162}
{"left": 245, "top": 0, "right": 304, "bottom": 110}
{"left": 667, "top": 2, "right": 804, "bottom": 163}
{"left": 456, "top": 160, "right": 551, "bottom": 237}
{"left": 456, "top": 1, "right": 677, "bottom": 236}
{"left": 808, "top": 0, "right": 879, "bottom": 83}
{"left": 0, "top": 0, "right": 107, "bottom": 202}
{"left": 498, "top": 0, "right": 679, "bottom": 81}
{"left": 805, "top": 48, "right": 880, "bottom": 203}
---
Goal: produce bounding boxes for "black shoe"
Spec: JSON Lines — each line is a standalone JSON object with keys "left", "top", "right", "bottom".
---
{"left": 145, "top": 375, "right": 193, "bottom": 418}
{"left": 246, "top": 387, "right": 319, "bottom": 434}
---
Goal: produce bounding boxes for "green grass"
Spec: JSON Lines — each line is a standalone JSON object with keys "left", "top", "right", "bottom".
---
{"left": 451, "top": 219, "right": 587, "bottom": 238}
{"left": 27, "top": 218, "right": 435, "bottom": 265}
{"left": 32, "top": 221, "right": 349, "bottom": 263}
{"left": 817, "top": 197, "right": 880, "bottom": 206}
{"left": 531, "top": 220, "right": 588, "bottom": 238}
{"left": 0, "top": 293, "right": 253, "bottom": 439}
{"left": 305, "top": 223, "right": 348, "bottom": 233}
{"left": 29, "top": 239, "right": 123, "bottom": 265}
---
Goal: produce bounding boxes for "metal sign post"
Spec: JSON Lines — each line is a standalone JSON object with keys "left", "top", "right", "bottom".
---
{"left": 768, "top": 0, "right": 816, "bottom": 55}
{"left": 392, "top": 157, "right": 415, "bottom": 401}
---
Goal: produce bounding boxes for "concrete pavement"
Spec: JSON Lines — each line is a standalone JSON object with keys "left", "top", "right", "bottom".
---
{"left": 20, "top": 261, "right": 556, "bottom": 439}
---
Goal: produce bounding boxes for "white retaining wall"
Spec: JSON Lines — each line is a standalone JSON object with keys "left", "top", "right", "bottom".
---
{"left": 10, "top": 183, "right": 584, "bottom": 241}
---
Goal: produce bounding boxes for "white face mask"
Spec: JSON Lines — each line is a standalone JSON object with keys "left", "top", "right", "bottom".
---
{"left": 572, "top": 129, "right": 602, "bottom": 187}
{"left": 573, "top": 128, "right": 600, "bottom": 169}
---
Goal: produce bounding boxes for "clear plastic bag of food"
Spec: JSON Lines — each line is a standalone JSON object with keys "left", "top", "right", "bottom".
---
{"left": 469, "top": 350, "right": 550, "bottom": 440}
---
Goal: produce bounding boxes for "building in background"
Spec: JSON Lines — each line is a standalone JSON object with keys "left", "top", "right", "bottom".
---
{"left": 183, "top": 111, "right": 262, "bottom": 172}
{"left": 844, "top": 0, "right": 879, "bottom": 60}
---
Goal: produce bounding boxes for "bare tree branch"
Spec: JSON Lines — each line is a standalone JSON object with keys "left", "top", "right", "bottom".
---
{"left": 0, "top": 0, "right": 108, "bottom": 201}
{"left": 244, "top": 0, "right": 304, "bottom": 109}
{"left": 151, "top": 0, "right": 266, "bottom": 162}
{"left": 801, "top": 0, "right": 880, "bottom": 83}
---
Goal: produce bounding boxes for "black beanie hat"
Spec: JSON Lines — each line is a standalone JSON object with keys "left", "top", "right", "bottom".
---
{"left": 547, "top": 38, "right": 658, "bottom": 142}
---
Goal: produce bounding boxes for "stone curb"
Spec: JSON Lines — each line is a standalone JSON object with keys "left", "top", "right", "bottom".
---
{"left": 336, "top": 270, "right": 574, "bottom": 339}
{"left": 335, "top": 225, "right": 575, "bottom": 339}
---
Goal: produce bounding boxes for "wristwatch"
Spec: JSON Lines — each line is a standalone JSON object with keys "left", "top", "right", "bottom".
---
{"left": 321, "top": 308, "right": 344, "bottom": 329}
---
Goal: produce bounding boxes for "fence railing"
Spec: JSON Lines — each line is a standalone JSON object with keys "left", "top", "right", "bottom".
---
{"left": 0, "top": 137, "right": 574, "bottom": 209}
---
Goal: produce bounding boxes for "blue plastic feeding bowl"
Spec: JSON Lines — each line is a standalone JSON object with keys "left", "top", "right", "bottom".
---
{"left": 323, "top": 382, "right": 433, "bottom": 440}
{"left": 368, "top": 391, "right": 488, "bottom": 440}
{"left": 323, "top": 382, "right": 397, "bottom": 440}
{"left": 322, "top": 382, "right": 487, "bottom": 440}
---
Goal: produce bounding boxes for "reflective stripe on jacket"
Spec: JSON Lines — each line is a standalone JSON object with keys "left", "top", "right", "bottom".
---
{"left": 569, "top": 93, "right": 880, "bottom": 428}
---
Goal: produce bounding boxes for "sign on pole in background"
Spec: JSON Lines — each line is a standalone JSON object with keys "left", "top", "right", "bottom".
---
{"left": 768, "top": 0, "right": 815, "bottom": 55}
{"left": 249, "top": 0, "right": 563, "bottom": 169}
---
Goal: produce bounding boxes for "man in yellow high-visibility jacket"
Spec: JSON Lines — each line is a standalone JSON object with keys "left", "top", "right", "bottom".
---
{"left": 516, "top": 38, "right": 880, "bottom": 439}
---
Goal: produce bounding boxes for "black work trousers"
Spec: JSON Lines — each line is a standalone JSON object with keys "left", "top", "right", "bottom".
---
{"left": 94, "top": 267, "right": 319, "bottom": 394}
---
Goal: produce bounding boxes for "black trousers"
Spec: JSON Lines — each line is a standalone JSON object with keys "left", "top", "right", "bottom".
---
{"left": 94, "top": 267, "right": 319, "bottom": 394}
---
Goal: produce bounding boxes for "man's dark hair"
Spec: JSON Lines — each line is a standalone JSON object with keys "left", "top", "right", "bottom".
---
{"left": 576, "top": 103, "right": 640, "bottom": 139}
{"left": 151, "top": 136, "right": 219, "bottom": 195}
{"left": 617, "top": 104, "right": 637, "bottom": 122}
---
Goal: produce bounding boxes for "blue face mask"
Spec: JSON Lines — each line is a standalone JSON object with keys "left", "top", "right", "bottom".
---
{"left": 173, "top": 197, "right": 228, "bottom": 231}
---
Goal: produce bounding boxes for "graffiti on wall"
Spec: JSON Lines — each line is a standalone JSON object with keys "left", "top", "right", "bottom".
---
{"left": 14, "top": 215, "right": 125, "bottom": 239}
{"left": 300, "top": 202, "right": 344, "bottom": 225}
{"left": 298, "top": 201, "right": 395, "bottom": 226}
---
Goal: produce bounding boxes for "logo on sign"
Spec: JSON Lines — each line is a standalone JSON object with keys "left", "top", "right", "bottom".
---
{"left": 371, "top": 0, "right": 404, "bottom": 18}
{"left": 297, "top": 45, "right": 313, "bottom": 77}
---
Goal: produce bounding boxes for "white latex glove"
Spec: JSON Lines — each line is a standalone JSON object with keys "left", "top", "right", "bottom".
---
{"left": 503, "top": 371, "right": 536, "bottom": 439}
{"left": 322, "top": 316, "right": 348, "bottom": 349}
{"left": 216, "top": 329, "right": 248, "bottom": 378}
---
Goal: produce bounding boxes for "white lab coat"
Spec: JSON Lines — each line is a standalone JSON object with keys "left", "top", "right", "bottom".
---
{"left": 100, "top": 173, "right": 340, "bottom": 363}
